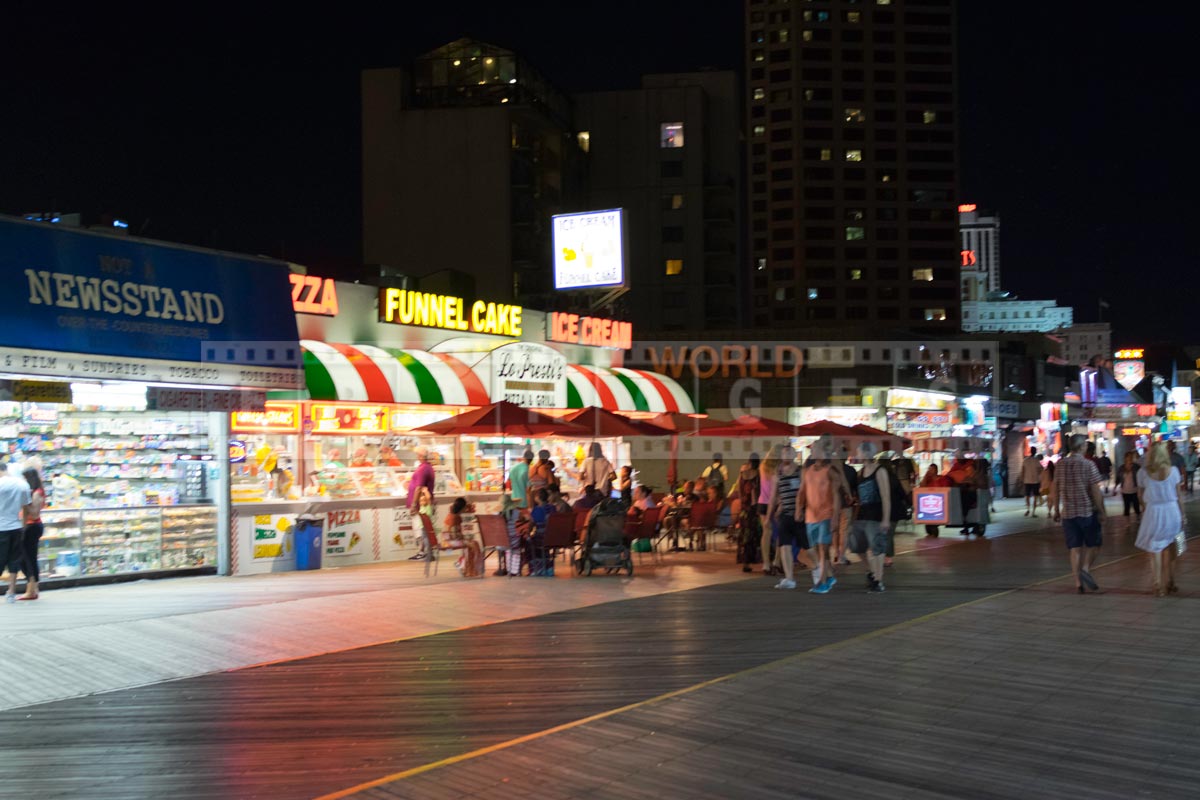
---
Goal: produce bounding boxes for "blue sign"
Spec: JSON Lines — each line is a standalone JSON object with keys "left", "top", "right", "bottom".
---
{"left": 0, "top": 216, "right": 300, "bottom": 367}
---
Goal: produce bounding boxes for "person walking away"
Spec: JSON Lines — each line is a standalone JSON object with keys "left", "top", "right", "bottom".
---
{"left": 758, "top": 445, "right": 782, "bottom": 576}
{"left": 578, "top": 443, "right": 615, "bottom": 496}
{"left": 1021, "top": 447, "right": 1044, "bottom": 517}
{"left": 799, "top": 438, "right": 847, "bottom": 594}
{"left": 18, "top": 467, "right": 44, "bottom": 600}
{"left": 851, "top": 442, "right": 892, "bottom": 592}
{"left": 1095, "top": 449, "right": 1113, "bottom": 495}
{"left": 1050, "top": 434, "right": 1107, "bottom": 593}
{"left": 1167, "top": 441, "right": 1187, "bottom": 482}
{"left": 1134, "top": 443, "right": 1185, "bottom": 596}
{"left": 1185, "top": 444, "right": 1199, "bottom": 494}
{"left": 734, "top": 453, "right": 762, "bottom": 573}
{"left": 1039, "top": 460, "right": 1055, "bottom": 513}
{"left": 1115, "top": 451, "right": 1141, "bottom": 520}
{"left": 766, "top": 445, "right": 811, "bottom": 589}
{"left": 0, "top": 460, "right": 33, "bottom": 602}
{"left": 834, "top": 453, "right": 858, "bottom": 566}
{"left": 700, "top": 453, "right": 729, "bottom": 498}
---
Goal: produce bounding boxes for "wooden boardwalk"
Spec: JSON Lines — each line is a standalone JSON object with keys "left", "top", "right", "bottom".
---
{"left": 0, "top": 500, "right": 1196, "bottom": 799}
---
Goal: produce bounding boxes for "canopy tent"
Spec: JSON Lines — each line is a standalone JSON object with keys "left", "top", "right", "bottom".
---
{"left": 411, "top": 401, "right": 589, "bottom": 437}
{"left": 566, "top": 365, "right": 696, "bottom": 414}
{"left": 562, "top": 407, "right": 672, "bottom": 438}
{"left": 299, "top": 340, "right": 489, "bottom": 405}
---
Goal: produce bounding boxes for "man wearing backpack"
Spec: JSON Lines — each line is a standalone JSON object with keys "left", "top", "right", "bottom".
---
{"left": 700, "top": 454, "right": 729, "bottom": 496}
{"left": 850, "top": 441, "right": 893, "bottom": 592}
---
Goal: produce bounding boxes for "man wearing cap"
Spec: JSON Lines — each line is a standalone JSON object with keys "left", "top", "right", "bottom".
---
{"left": 406, "top": 446, "right": 436, "bottom": 512}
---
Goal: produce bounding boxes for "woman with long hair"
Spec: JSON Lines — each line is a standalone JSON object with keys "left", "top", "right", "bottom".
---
{"left": 735, "top": 452, "right": 762, "bottom": 573}
{"left": 758, "top": 445, "right": 782, "bottom": 575}
{"left": 1135, "top": 443, "right": 1185, "bottom": 596}
{"left": 19, "top": 467, "right": 44, "bottom": 600}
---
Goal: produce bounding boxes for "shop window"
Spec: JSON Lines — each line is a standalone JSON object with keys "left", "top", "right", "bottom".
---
{"left": 660, "top": 122, "right": 684, "bottom": 148}
{"left": 664, "top": 259, "right": 683, "bottom": 276}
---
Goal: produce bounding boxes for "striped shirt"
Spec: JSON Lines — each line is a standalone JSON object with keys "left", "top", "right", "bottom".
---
{"left": 1056, "top": 454, "right": 1102, "bottom": 520}
{"left": 776, "top": 470, "right": 801, "bottom": 515}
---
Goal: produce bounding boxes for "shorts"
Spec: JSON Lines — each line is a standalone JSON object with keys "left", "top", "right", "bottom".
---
{"left": 775, "top": 515, "right": 809, "bottom": 550}
{"left": 1063, "top": 514, "right": 1102, "bottom": 549}
{"left": 806, "top": 519, "right": 833, "bottom": 547}
{"left": 1025, "top": 483, "right": 1040, "bottom": 498}
{"left": 755, "top": 503, "right": 768, "bottom": 515}
{"left": 850, "top": 519, "right": 887, "bottom": 556}
{"left": 0, "top": 529, "right": 22, "bottom": 571}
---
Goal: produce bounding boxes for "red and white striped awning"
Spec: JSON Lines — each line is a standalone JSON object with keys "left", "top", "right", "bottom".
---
{"left": 566, "top": 364, "right": 695, "bottom": 414}
{"left": 300, "top": 340, "right": 490, "bottom": 405}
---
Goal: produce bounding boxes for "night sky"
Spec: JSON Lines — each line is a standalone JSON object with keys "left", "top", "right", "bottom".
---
{"left": 3, "top": 3, "right": 1194, "bottom": 347}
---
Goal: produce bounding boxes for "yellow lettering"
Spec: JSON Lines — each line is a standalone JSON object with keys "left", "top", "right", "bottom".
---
{"left": 399, "top": 290, "right": 414, "bottom": 324}
{"left": 455, "top": 298, "right": 468, "bottom": 330}
{"left": 429, "top": 294, "right": 444, "bottom": 329}
{"left": 472, "top": 300, "right": 486, "bottom": 332}
{"left": 509, "top": 306, "right": 522, "bottom": 336}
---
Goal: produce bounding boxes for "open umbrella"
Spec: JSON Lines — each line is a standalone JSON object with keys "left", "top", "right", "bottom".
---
{"left": 412, "top": 401, "right": 588, "bottom": 437}
{"left": 850, "top": 423, "right": 913, "bottom": 450}
{"left": 564, "top": 406, "right": 671, "bottom": 438}
{"left": 694, "top": 414, "right": 800, "bottom": 437}
{"left": 791, "top": 420, "right": 862, "bottom": 438}
{"left": 644, "top": 412, "right": 728, "bottom": 435}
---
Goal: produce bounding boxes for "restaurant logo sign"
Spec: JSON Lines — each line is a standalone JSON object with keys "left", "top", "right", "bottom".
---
{"left": 379, "top": 288, "right": 522, "bottom": 337}
{"left": 489, "top": 343, "right": 567, "bottom": 409}
{"left": 289, "top": 273, "right": 339, "bottom": 316}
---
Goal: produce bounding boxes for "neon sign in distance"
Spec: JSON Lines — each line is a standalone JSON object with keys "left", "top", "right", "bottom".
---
{"left": 378, "top": 288, "right": 522, "bottom": 337}
{"left": 960, "top": 250, "right": 977, "bottom": 267}
{"left": 1114, "top": 349, "right": 1144, "bottom": 359}
{"left": 957, "top": 204, "right": 977, "bottom": 213}
{"left": 551, "top": 209, "right": 626, "bottom": 289}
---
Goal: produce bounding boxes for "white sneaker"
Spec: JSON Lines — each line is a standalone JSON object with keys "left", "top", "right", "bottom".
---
{"left": 4, "top": 593, "right": 14, "bottom": 604}
{"left": 774, "top": 579, "right": 797, "bottom": 590}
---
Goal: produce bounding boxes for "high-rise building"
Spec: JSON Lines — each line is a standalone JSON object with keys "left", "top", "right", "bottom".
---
{"left": 958, "top": 203, "right": 999, "bottom": 300}
{"left": 362, "top": 39, "right": 582, "bottom": 305}
{"left": 1059, "top": 322, "right": 1112, "bottom": 368}
{"left": 574, "top": 71, "right": 742, "bottom": 330}
{"left": 744, "top": 0, "right": 959, "bottom": 334}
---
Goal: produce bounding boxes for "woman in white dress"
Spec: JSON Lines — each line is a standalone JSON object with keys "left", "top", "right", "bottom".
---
{"left": 1135, "top": 443, "right": 1185, "bottom": 596}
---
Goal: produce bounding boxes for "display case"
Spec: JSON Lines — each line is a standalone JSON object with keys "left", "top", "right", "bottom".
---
{"left": 161, "top": 506, "right": 218, "bottom": 569}
{"left": 307, "top": 466, "right": 465, "bottom": 500}
{"left": 81, "top": 507, "right": 163, "bottom": 574}
{"left": 39, "top": 510, "right": 84, "bottom": 578}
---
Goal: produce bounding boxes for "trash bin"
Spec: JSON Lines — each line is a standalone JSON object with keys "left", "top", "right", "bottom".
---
{"left": 294, "top": 514, "right": 324, "bottom": 571}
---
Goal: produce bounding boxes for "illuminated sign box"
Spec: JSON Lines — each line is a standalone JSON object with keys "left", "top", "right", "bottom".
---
{"left": 547, "top": 312, "right": 632, "bottom": 350}
{"left": 552, "top": 209, "right": 626, "bottom": 290}
{"left": 378, "top": 289, "right": 521, "bottom": 337}
{"left": 914, "top": 488, "right": 953, "bottom": 525}
{"left": 887, "top": 389, "right": 952, "bottom": 411}
{"left": 1114, "top": 349, "right": 1144, "bottom": 360}
{"left": 309, "top": 403, "right": 389, "bottom": 434}
{"left": 232, "top": 402, "right": 301, "bottom": 433}
{"left": 1121, "top": 426, "right": 1152, "bottom": 436}
{"left": 289, "top": 274, "right": 339, "bottom": 316}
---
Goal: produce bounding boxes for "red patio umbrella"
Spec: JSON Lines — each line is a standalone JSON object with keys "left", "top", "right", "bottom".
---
{"left": 412, "top": 401, "right": 588, "bottom": 437}
{"left": 644, "top": 412, "right": 728, "bottom": 434}
{"left": 791, "top": 420, "right": 862, "bottom": 438}
{"left": 850, "top": 423, "right": 913, "bottom": 450}
{"left": 690, "top": 414, "right": 800, "bottom": 437}
{"left": 564, "top": 407, "right": 672, "bottom": 438}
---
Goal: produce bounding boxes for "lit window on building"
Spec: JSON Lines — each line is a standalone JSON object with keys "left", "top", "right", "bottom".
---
{"left": 754, "top": 87, "right": 766, "bottom": 100}
{"left": 846, "top": 209, "right": 865, "bottom": 221}
{"left": 912, "top": 268, "right": 934, "bottom": 281}
{"left": 844, "top": 108, "right": 865, "bottom": 123}
{"left": 660, "top": 122, "right": 684, "bottom": 148}
{"left": 845, "top": 226, "right": 865, "bottom": 241}
{"left": 753, "top": 124, "right": 766, "bottom": 137}
{"left": 665, "top": 193, "right": 684, "bottom": 210}
{"left": 802, "top": 30, "right": 813, "bottom": 42}
{"left": 925, "top": 308, "right": 947, "bottom": 321}
{"left": 849, "top": 268, "right": 863, "bottom": 280}
{"left": 808, "top": 288, "right": 819, "bottom": 300}
{"left": 846, "top": 11, "right": 861, "bottom": 23}
{"left": 756, "top": 257, "right": 767, "bottom": 271}
{"left": 877, "top": 0, "right": 892, "bottom": 4}
{"left": 923, "top": 110, "right": 938, "bottom": 124}
{"left": 664, "top": 259, "right": 683, "bottom": 276}
{"left": 577, "top": 131, "right": 590, "bottom": 152}
{"left": 752, "top": 30, "right": 765, "bottom": 43}
{"left": 779, "top": 28, "right": 789, "bottom": 42}
{"left": 753, "top": 49, "right": 765, "bottom": 63}
{"left": 846, "top": 149, "right": 863, "bottom": 162}
{"left": 820, "top": 148, "right": 832, "bottom": 161}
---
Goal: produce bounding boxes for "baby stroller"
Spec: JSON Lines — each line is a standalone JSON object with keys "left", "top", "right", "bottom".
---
{"left": 578, "top": 499, "right": 634, "bottom": 576}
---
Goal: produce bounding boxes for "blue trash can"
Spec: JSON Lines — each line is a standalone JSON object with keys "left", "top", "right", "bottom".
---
{"left": 294, "top": 515, "right": 323, "bottom": 571}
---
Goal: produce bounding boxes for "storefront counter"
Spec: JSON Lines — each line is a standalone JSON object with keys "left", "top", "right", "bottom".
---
{"left": 231, "top": 490, "right": 506, "bottom": 575}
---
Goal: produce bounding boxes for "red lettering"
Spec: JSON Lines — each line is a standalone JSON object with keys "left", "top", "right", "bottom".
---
{"left": 721, "top": 346, "right": 747, "bottom": 378}
{"left": 647, "top": 346, "right": 688, "bottom": 379}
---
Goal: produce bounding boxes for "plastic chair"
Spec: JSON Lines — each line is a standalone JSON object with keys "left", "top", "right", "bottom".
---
{"left": 476, "top": 514, "right": 512, "bottom": 574}
{"left": 685, "top": 501, "right": 719, "bottom": 551}
{"left": 541, "top": 513, "right": 577, "bottom": 570}
{"left": 631, "top": 505, "right": 663, "bottom": 565}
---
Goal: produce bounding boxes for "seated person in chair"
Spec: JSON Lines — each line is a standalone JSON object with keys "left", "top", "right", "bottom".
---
{"left": 442, "top": 497, "right": 482, "bottom": 577}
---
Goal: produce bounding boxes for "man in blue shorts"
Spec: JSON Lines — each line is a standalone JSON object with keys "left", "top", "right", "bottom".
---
{"left": 1050, "top": 435, "right": 1107, "bottom": 593}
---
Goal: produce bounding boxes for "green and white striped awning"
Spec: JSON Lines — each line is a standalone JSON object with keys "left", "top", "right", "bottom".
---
{"left": 565, "top": 364, "right": 695, "bottom": 414}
